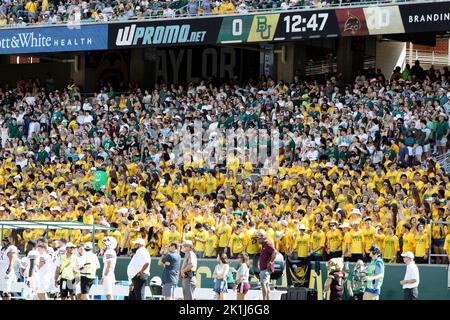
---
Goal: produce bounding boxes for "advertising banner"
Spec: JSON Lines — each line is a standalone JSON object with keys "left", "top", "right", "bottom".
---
{"left": 336, "top": 8, "right": 369, "bottom": 37}
{"left": 400, "top": 2, "right": 450, "bottom": 33}
{"left": 0, "top": 24, "right": 108, "bottom": 54}
{"left": 363, "top": 5, "right": 404, "bottom": 35}
{"left": 108, "top": 17, "right": 223, "bottom": 49}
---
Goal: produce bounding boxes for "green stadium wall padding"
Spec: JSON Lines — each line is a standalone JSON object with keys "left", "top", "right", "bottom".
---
{"left": 100, "top": 258, "right": 450, "bottom": 300}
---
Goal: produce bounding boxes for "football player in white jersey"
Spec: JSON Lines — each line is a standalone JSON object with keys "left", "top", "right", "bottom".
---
{"left": 0, "top": 237, "right": 18, "bottom": 300}
{"left": 36, "top": 238, "right": 52, "bottom": 300}
{"left": 101, "top": 237, "right": 117, "bottom": 300}
{"left": 20, "top": 240, "right": 40, "bottom": 300}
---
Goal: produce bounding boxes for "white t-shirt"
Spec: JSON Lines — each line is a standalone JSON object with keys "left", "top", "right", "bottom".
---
{"left": 38, "top": 252, "right": 52, "bottom": 278}
{"left": 403, "top": 262, "right": 420, "bottom": 289}
{"left": 22, "top": 250, "right": 40, "bottom": 277}
{"left": 0, "top": 245, "right": 18, "bottom": 274}
{"left": 236, "top": 263, "right": 249, "bottom": 283}
{"left": 127, "top": 247, "right": 151, "bottom": 281}
{"left": 103, "top": 249, "right": 117, "bottom": 277}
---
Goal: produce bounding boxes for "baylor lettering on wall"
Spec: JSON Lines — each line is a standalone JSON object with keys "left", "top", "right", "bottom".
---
{"left": 152, "top": 46, "right": 260, "bottom": 84}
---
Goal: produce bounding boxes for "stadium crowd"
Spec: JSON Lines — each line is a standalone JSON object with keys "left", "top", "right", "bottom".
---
{"left": 0, "top": 0, "right": 401, "bottom": 27}
{"left": 0, "top": 60, "right": 449, "bottom": 267}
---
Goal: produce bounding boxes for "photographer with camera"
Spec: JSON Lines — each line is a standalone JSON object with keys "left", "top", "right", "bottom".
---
{"left": 346, "top": 260, "right": 367, "bottom": 300}
{"left": 158, "top": 242, "right": 181, "bottom": 300}
{"left": 180, "top": 240, "right": 197, "bottom": 300}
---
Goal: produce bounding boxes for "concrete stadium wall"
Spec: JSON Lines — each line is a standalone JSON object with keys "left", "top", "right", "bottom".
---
{"left": 0, "top": 62, "right": 71, "bottom": 89}
{"left": 101, "top": 258, "right": 449, "bottom": 300}
{"left": 376, "top": 40, "right": 406, "bottom": 78}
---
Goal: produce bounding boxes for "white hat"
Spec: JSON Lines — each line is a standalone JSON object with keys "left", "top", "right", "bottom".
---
{"left": 351, "top": 220, "right": 361, "bottom": 225}
{"left": 339, "top": 222, "right": 350, "bottom": 229}
{"left": 256, "top": 229, "right": 267, "bottom": 238}
{"left": 275, "top": 230, "right": 284, "bottom": 241}
{"left": 118, "top": 208, "right": 128, "bottom": 214}
{"left": 401, "top": 251, "right": 414, "bottom": 259}
{"left": 350, "top": 208, "right": 361, "bottom": 215}
{"left": 325, "top": 162, "right": 333, "bottom": 168}
{"left": 133, "top": 238, "right": 146, "bottom": 246}
{"left": 0, "top": 206, "right": 5, "bottom": 210}
{"left": 50, "top": 206, "right": 61, "bottom": 211}
{"left": 298, "top": 224, "right": 307, "bottom": 230}
{"left": 182, "top": 240, "right": 194, "bottom": 248}
{"left": 50, "top": 192, "right": 58, "bottom": 198}
{"left": 83, "top": 242, "right": 93, "bottom": 250}
{"left": 66, "top": 242, "right": 76, "bottom": 248}
{"left": 280, "top": 220, "right": 288, "bottom": 227}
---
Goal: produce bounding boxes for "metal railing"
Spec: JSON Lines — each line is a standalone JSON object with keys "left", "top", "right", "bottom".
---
{"left": 405, "top": 50, "right": 450, "bottom": 67}
{"left": 435, "top": 151, "right": 450, "bottom": 174}
{"left": 428, "top": 220, "right": 450, "bottom": 264}
{"left": 304, "top": 56, "right": 376, "bottom": 76}
{"left": 0, "top": 0, "right": 446, "bottom": 30}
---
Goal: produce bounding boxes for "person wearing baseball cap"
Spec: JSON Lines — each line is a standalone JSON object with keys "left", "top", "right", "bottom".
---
{"left": 54, "top": 242, "right": 78, "bottom": 300}
{"left": 290, "top": 224, "right": 310, "bottom": 261}
{"left": 127, "top": 238, "right": 150, "bottom": 300}
{"left": 400, "top": 251, "right": 420, "bottom": 300}
{"left": 77, "top": 243, "right": 100, "bottom": 300}
{"left": 363, "top": 245, "right": 385, "bottom": 300}
{"left": 180, "top": 240, "right": 197, "bottom": 300}
{"left": 257, "top": 229, "right": 277, "bottom": 300}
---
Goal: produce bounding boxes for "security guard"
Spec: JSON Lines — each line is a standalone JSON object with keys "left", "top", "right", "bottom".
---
{"left": 78, "top": 243, "right": 100, "bottom": 300}
{"left": 54, "top": 242, "right": 77, "bottom": 300}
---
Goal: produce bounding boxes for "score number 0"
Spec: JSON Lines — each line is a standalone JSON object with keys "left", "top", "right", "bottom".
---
{"left": 283, "top": 13, "right": 329, "bottom": 33}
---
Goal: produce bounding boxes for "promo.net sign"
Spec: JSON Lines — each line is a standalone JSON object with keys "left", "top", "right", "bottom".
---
{"left": 108, "top": 17, "right": 223, "bottom": 49}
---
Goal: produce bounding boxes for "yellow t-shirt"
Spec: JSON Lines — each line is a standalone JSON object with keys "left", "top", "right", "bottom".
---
{"left": 402, "top": 232, "right": 416, "bottom": 253}
{"left": 349, "top": 230, "right": 364, "bottom": 254}
{"left": 326, "top": 229, "right": 342, "bottom": 252}
{"left": 310, "top": 231, "right": 326, "bottom": 255}
{"left": 444, "top": 234, "right": 450, "bottom": 253}
{"left": 229, "top": 233, "right": 246, "bottom": 254}
{"left": 244, "top": 229, "right": 260, "bottom": 255}
{"left": 204, "top": 234, "right": 218, "bottom": 257}
{"left": 363, "top": 227, "right": 375, "bottom": 253}
{"left": 217, "top": 224, "right": 232, "bottom": 248}
{"left": 294, "top": 233, "right": 310, "bottom": 258}
{"left": 162, "top": 230, "right": 181, "bottom": 248}
{"left": 414, "top": 233, "right": 429, "bottom": 258}
{"left": 343, "top": 232, "right": 352, "bottom": 256}
{"left": 194, "top": 229, "right": 208, "bottom": 252}
{"left": 382, "top": 235, "right": 399, "bottom": 262}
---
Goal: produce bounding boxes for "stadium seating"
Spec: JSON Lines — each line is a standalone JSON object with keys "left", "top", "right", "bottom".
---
{"left": 0, "top": 60, "right": 449, "bottom": 265}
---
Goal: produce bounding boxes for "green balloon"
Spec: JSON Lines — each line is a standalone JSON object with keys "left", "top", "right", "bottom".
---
{"left": 93, "top": 170, "right": 107, "bottom": 191}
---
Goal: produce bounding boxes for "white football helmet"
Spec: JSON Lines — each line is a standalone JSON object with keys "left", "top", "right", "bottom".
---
{"left": 102, "top": 236, "right": 118, "bottom": 249}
